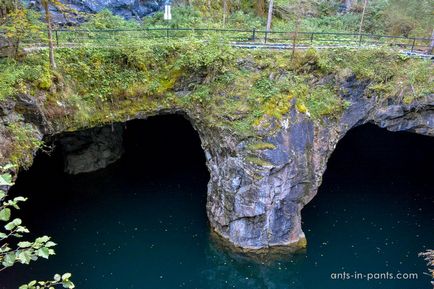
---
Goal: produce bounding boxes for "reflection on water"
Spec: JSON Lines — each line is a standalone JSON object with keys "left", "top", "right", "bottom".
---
{"left": 1, "top": 119, "right": 433, "bottom": 289}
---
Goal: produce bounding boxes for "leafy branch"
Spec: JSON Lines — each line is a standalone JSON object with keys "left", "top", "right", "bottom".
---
{"left": 0, "top": 165, "right": 75, "bottom": 288}
{"left": 19, "top": 273, "right": 74, "bottom": 289}
{"left": 419, "top": 250, "right": 434, "bottom": 280}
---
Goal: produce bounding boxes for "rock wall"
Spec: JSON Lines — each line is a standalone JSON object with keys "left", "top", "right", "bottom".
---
{"left": 59, "top": 123, "right": 124, "bottom": 174}
{"left": 25, "top": 0, "right": 167, "bottom": 24}
{"left": 202, "top": 82, "right": 433, "bottom": 250}
{"left": 0, "top": 67, "right": 432, "bottom": 252}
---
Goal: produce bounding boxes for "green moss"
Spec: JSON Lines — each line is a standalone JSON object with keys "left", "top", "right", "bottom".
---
{"left": 6, "top": 122, "right": 43, "bottom": 168}
{"left": 247, "top": 142, "right": 277, "bottom": 151}
{"left": 299, "top": 86, "right": 349, "bottom": 120}
{"left": 246, "top": 156, "right": 273, "bottom": 167}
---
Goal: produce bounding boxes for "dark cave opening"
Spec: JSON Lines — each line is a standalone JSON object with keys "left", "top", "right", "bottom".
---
{"left": 319, "top": 123, "right": 434, "bottom": 184}
{"left": 301, "top": 123, "right": 434, "bottom": 288}
{"left": 2, "top": 114, "right": 210, "bottom": 288}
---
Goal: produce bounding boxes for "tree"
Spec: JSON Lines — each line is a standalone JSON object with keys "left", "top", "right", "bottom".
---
{"left": 39, "top": 0, "right": 75, "bottom": 69}
{"left": 0, "top": 0, "right": 19, "bottom": 19}
{"left": 381, "top": 0, "right": 432, "bottom": 38}
{"left": 0, "top": 3, "right": 43, "bottom": 58}
{"left": 41, "top": 0, "right": 56, "bottom": 69}
{"left": 255, "top": 0, "right": 266, "bottom": 17}
{"left": 291, "top": 0, "right": 305, "bottom": 59}
{"left": 266, "top": 0, "right": 274, "bottom": 32}
{"left": 222, "top": 0, "right": 228, "bottom": 26}
{"left": 0, "top": 165, "right": 74, "bottom": 288}
{"left": 429, "top": 29, "right": 434, "bottom": 54}
{"left": 355, "top": 0, "right": 371, "bottom": 44}
{"left": 358, "top": 0, "right": 368, "bottom": 37}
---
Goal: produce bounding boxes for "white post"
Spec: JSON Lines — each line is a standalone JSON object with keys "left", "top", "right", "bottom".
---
{"left": 164, "top": 4, "right": 172, "bottom": 20}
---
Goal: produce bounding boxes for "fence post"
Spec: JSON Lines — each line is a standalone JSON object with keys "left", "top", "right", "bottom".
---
{"left": 411, "top": 38, "right": 416, "bottom": 52}
{"left": 166, "top": 28, "right": 169, "bottom": 38}
{"left": 55, "top": 30, "right": 59, "bottom": 46}
{"left": 252, "top": 28, "right": 256, "bottom": 42}
{"left": 310, "top": 32, "right": 314, "bottom": 44}
{"left": 358, "top": 34, "right": 363, "bottom": 46}
{"left": 264, "top": 30, "right": 268, "bottom": 44}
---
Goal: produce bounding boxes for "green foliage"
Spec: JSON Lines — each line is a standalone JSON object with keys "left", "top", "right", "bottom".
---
{"left": 0, "top": 36, "right": 430, "bottom": 142}
{"left": 82, "top": 9, "right": 139, "bottom": 30}
{"left": 19, "top": 273, "right": 75, "bottom": 289}
{"left": 0, "top": 62, "right": 24, "bottom": 100}
{"left": 176, "top": 37, "right": 235, "bottom": 71}
{"left": 272, "top": 0, "right": 431, "bottom": 37}
{"left": 142, "top": 3, "right": 262, "bottom": 30}
{"left": 143, "top": 6, "right": 203, "bottom": 28}
{"left": 6, "top": 122, "right": 43, "bottom": 168}
{"left": 226, "top": 11, "right": 263, "bottom": 29}
{"left": 301, "top": 86, "right": 349, "bottom": 120}
{"left": 0, "top": 56, "right": 53, "bottom": 100}
{"left": 381, "top": 0, "right": 432, "bottom": 37}
{"left": 0, "top": 165, "right": 74, "bottom": 288}
{"left": 254, "top": 77, "right": 280, "bottom": 101}
{"left": 0, "top": 8, "right": 44, "bottom": 57}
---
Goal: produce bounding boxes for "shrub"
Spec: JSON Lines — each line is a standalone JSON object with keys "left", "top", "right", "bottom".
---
{"left": 0, "top": 165, "right": 75, "bottom": 289}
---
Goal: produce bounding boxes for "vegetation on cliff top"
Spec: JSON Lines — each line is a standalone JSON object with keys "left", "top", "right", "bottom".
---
{"left": 146, "top": 0, "right": 432, "bottom": 38}
{"left": 0, "top": 37, "right": 432, "bottom": 167}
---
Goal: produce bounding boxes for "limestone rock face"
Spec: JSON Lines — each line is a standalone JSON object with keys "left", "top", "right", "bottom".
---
{"left": 25, "top": 0, "right": 166, "bottom": 24}
{"left": 59, "top": 124, "right": 124, "bottom": 174}
{"left": 1, "top": 70, "right": 432, "bottom": 251}
{"left": 202, "top": 88, "right": 433, "bottom": 250}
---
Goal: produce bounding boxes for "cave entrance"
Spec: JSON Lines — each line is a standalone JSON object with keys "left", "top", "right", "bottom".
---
{"left": 3, "top": 114, "right": 210, "bottom": 289}
{"left": 301, "top": 123, "right": 434, "bottom": 288}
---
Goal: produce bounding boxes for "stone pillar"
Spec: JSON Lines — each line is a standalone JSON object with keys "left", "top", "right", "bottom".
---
{"left": 204, "top": 108, "right": 315, "bottom": 250}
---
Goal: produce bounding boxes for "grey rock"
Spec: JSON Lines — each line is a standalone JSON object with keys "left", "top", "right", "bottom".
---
{"left": 25, "top": 0, "right": 166, "bottom": 24}
{"left": 59, "top": 124, "right": 124, "bottom": 174}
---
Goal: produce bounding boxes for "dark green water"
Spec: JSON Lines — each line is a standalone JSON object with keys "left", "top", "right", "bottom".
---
{"left": 2, "top": 116, "right": 433, "bottom": 289}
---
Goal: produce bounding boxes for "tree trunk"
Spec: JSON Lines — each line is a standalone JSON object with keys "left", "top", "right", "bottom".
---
{"left": 222, "top": 0, "right": 227, "bottom": 26}
{"left": 429, "top": 29, "right": 434, "bottom": 54}
{"left": 291, "top": 0, "right": 303, "bottom": 60}
{"left": 42, "top": 0, "right": 56, "bottom": 69}
{"left": 255, "top": 0, "right": 265, "bottom": 16}
{"left": 266, "top": 0, "right": 274, "bottom": 32}
{"left": 358, "top": 0, "right": 368, "bottom": 41}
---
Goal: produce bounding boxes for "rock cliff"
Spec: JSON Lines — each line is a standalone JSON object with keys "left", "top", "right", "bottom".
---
{"left": 0, "top": 45, "right": 432, "bottom": 251}
{"left": 25, "top": 0, "right": 166, "bottom": 24}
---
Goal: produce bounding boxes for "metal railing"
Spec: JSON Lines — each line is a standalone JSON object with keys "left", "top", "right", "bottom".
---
{"left": 2, "top": 27, "right": 433, "bottom": 53}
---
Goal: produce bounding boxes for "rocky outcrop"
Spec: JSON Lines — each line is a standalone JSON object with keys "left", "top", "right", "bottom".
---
{"left": 59, "top": 124, "right": 124, "bottom": 174}
{"left": 25, "top": 0, "right": 167, "bottom": 24}
{"left": 203, "top": 81, "right": 433, "bottom": 250}
{"left": 0, "top": 59, "right": 432, "bottom": 252}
